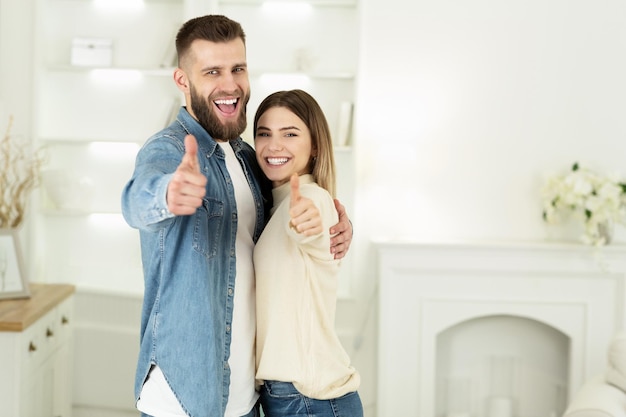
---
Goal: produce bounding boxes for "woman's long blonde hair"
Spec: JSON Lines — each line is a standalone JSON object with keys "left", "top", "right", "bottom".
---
{"left": 253, "top": 89, "right": 336, "bottom": 197}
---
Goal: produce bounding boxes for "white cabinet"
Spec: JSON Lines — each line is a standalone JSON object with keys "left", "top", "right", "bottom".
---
{"left": 33, "top": 0, "right": 185, "bottom": 214}
{"left": 0, "top": 284, "right": 75, "bottom": 417}
{"left": 31, "top": 0, "right": 182, "bottom": 290}
{"left": 32, "top": 0, "right": 359, "bottom": 296}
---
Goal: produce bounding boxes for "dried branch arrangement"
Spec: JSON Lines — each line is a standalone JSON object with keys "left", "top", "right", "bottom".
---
{"left": 0, "top": 116, "right": 45, "bottom": 228}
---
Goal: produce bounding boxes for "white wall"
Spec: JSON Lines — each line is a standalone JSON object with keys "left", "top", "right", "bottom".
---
{"left": 348, "top": 0, "right": 626, "bottom": 265}
{"left": 354, "top": 0, "right": 626, "bottom": 245}
{"left": 0, "top": 0, "right": 36, "bottom": 260}
{"left": 343, "top": 0, "right": 626, "bottom": 414}
{"left": 0, "top": 0, "right": 34, "bottom": 134}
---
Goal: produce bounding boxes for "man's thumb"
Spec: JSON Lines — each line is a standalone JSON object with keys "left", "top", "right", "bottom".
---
{"left": 182, "top": 134, "right": 200, "bottom": 172}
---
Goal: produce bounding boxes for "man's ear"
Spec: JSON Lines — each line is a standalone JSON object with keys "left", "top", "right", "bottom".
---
{"left": 173, "top": 68, "right": 189, "bottom": 93}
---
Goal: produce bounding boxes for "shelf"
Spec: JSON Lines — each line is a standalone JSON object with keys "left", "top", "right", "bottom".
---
{"left": 45, "top": 65, "right": 175, "bottom": 76}
{"left": 49, "top": 0, "right": 182, "bottom": 4}
{"left": 45, "top": 65, "right": 355, "bottom": 80}
{"left": 253, "top": 71, "right": 355, "bottom": 80}
{"left": 38, "top": 137, "right": 144, "bottom": 145}
{"left": 40, "top": 209, "right": 122, "bottom": 216}
{"left": 219, "top": 0, "right": 357, "bottom": 7}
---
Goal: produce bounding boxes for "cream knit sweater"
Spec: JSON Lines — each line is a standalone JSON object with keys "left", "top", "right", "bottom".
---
{"left": 254, "top": 174, "right": 360, "bottom": 400}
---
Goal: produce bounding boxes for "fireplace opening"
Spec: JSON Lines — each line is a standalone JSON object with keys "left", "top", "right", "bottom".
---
{"left": 435, "top": 314, "right": 569, "bottom": 417}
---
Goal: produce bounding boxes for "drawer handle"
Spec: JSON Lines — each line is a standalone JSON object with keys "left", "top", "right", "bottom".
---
{"left": 61, "top": 316, "right": 69, "bottom": 325}
{"left": 28, "top": 342, "right": 37, "bottom": 352}
{"left": 46, "top": 328, "right": 54, "bottom": 338}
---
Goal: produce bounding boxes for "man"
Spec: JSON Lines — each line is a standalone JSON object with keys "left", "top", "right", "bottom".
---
{"left": 121, "top": 15, "right": 353, "bottom": 417}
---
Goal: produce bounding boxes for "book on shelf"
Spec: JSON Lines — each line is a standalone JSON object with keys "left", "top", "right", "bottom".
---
{"left": 335, "top": 101, "right": 353, "bottom": 147}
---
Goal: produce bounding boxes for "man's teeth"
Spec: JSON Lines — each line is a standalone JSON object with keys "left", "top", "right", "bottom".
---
{"left": 267, "top": 157, "right": 289, "bottom": 165}
{"left": 214, "top": 98, "right": 237, "bottom": 105}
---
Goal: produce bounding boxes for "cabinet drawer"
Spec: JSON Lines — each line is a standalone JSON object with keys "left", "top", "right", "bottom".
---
{"left": 55, "top": 296, "right": 74, "bottom": 345}
{"left": 20, "top": 310, "right": 50, "bottom": 376}
{"left": 19, "top": 297, "right": 73, "bottom": 377}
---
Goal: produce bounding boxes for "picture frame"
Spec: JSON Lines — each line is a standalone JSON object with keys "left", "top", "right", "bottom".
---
{"left": 0, "top": 229, "right": 30, "bottom": 300}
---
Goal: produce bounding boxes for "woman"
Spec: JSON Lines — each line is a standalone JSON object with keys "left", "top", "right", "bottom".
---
{"left": 253, "top": 89, "right": 363, "bottom": 417}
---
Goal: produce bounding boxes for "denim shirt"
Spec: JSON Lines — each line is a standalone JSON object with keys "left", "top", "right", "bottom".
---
{"left": 121, "top": 107, "right": 271, "bottom": 417}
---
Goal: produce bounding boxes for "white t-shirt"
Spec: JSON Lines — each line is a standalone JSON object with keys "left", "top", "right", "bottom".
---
{"left": 220, "top": 141, "right": 258, "bottom": 417}
{"left": 137, "top": 141, "right": 258, "bottom": 417}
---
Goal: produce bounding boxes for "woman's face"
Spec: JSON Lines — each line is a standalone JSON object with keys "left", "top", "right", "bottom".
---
{"left": 254, "top": 106, "right": 314, "bottom": 188}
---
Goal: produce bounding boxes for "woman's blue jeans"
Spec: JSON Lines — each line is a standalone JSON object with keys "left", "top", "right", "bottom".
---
{"left": 260, "top": 380, "right": 363, "bottom": 417}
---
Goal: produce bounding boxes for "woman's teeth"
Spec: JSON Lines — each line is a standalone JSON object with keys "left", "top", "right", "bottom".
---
{"left": 267, "top": 157, "right": 288, "bottom": 165}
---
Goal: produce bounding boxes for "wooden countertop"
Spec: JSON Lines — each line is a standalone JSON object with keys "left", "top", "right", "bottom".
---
{"left": 0, "top": 283, "right": 75, "bottom": 332}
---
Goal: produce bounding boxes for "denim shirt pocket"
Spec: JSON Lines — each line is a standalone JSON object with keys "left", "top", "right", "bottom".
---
{"left": 193, "top": 197, "right": 224, "bottom": 259}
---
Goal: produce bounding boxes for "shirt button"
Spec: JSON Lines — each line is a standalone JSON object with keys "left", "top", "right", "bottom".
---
{"left": 224, "top": 362, "right": 229, "bottom": 370}
{"left": 228, "top": 288, "right": 233, "bottom": 296}
{"left": 226, "top": 325, "right": 231, "bottom": 333}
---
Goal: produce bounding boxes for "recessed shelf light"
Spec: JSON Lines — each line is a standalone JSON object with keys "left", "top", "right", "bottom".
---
{"left": 93, "top": 0, "right": 145, "bottom": 12}
{"left": 89, "top": 69, "right": 143, "bottom": 84}
{"left": 261, "top": 1, "right": 313, "bottom": 16}
{"left": 88, "top": 141, "right": 141, "bottom": 157}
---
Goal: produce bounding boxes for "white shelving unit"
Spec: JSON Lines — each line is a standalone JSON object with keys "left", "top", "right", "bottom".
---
{"left": 32, "top": 0, "right": 359, "bottom": 296}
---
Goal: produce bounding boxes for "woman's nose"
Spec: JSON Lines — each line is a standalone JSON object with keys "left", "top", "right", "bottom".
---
{"left": 268, "top": 137, "right": 283, "bottom": 151}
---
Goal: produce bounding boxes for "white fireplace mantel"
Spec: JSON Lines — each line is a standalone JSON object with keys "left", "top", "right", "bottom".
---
{"left": 376, "top": 240, "right": 626, "bottom": 417}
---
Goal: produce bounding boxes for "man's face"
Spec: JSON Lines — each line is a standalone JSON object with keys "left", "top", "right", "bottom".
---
{"left": 184, "top": 38, "right": 250, "bottom": 141}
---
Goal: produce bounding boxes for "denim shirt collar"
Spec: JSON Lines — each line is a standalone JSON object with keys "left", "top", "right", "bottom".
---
{"left": 177, "top": 106, "right": 246, "bottom": 159}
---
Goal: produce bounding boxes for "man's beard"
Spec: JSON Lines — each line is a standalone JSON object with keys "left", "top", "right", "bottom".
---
{"left": 189, "top": 84, "right": 250, "bottom": 141}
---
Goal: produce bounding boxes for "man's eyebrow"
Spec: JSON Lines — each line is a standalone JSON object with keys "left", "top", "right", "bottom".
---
{"left": 200, "top": 64, "right": 221, "bottom": 72}
{"left": 199, "top": 62, "right": 247, "bottom": 72}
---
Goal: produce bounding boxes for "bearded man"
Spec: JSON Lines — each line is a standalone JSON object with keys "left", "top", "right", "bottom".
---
{"left": 121, "top": 15, "right": 353, "bottom": 417}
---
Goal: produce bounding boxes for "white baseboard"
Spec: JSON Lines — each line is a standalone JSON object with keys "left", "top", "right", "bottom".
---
{"left": 73, "top": 405, "right": 139, "bottom": 417}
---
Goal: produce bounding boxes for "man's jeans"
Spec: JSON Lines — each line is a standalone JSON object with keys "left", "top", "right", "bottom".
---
{"left": 259, "top": 381, "right": 363, "bottom": 417}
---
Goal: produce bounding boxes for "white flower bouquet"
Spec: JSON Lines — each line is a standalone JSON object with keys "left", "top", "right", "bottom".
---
{"left": 542, "top": 162, "right": 626, "bottom": 246}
